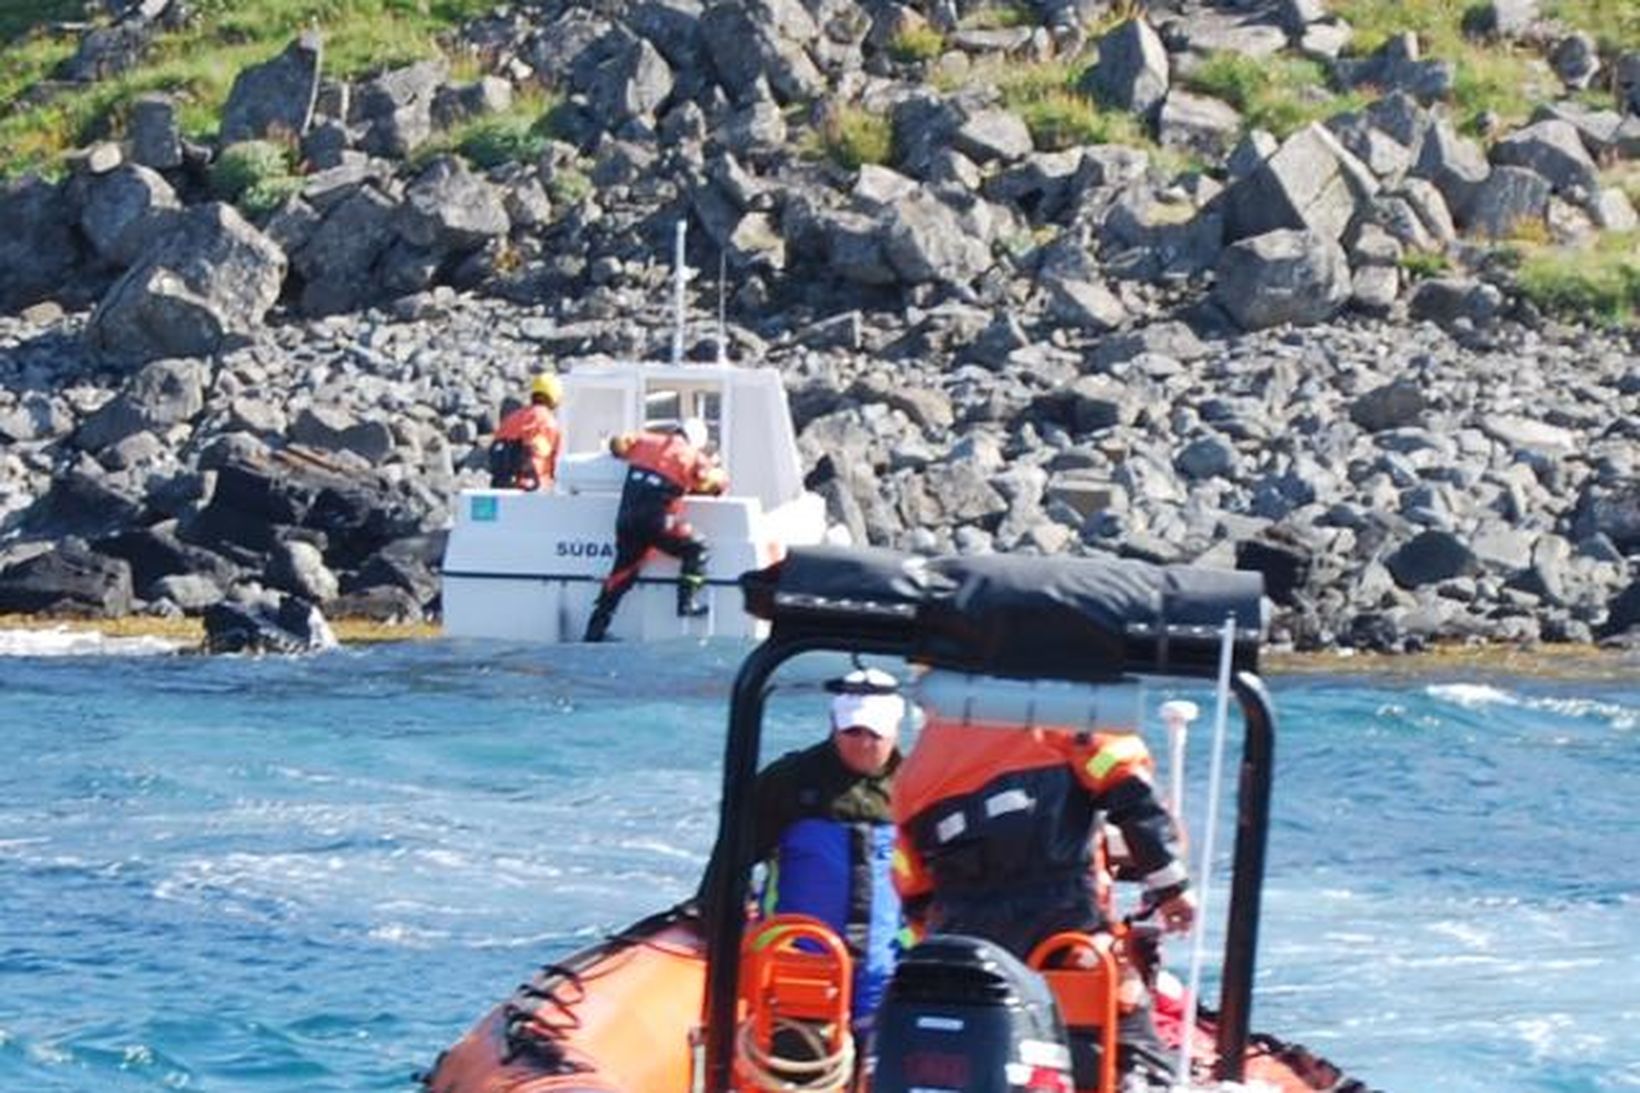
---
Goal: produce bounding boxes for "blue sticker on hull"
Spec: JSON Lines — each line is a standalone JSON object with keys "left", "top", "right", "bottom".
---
{"left": 471, "top": 496, "right": 498, "bottom": 522}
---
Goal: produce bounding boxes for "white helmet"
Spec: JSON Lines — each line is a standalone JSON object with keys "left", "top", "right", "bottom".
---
{"left": 680, "top": 417, "right": 709, "bottom": 449}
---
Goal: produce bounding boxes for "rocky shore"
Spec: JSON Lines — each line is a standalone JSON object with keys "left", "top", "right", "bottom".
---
{"left": 1, "top": 0, "right": 1637, "bottom": 653}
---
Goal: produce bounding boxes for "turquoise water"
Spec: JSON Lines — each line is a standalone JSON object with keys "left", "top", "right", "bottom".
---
{"left": 0, "top": 639, "right": 1635, "bottom": 1092}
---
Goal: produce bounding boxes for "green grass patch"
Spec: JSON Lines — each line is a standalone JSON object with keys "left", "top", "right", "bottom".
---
{"left": 986, "top": 58, "right": 1148, "bottom": 151}
{"left": 1, "top": 0, "right": 499, "bottom": 179}
{"left": 212, "top": 137, "right": 304, "bottom": 217}
{"left": 1400, "top": 249, "right": 1452, "bottom": 280}
{"left": 819, "top": 105, "right": 892, "bottom": 169}
{"left": 1515, "top": 232, "right": 1640, "bottom": 324}
{"left": 1183, "top": 51, "right": 1367, "bottom": 138}
{"left": 888, "top": 24, "right": 945, "bottom": 63}
{"left": 410, "top": 86, "right": 557, "bottom": 169}
{"left": 957, "top": 4, "right": 1035, "bottom": 30}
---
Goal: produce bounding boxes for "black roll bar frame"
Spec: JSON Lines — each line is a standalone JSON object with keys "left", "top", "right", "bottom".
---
{"left": 700, "top": 631, "right": 1276, "bottom": 1091}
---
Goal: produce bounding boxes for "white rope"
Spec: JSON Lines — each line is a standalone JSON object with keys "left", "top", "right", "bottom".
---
{"left": 734, "top": 1018, "right": 855, "bottom": 1093}
{"left": 1175, "top": 617, "right": 1236, "bottom": 1091}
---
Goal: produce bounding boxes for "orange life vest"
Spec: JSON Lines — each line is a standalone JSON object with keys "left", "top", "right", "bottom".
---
{"left": 615, "top": 430, "right": 728, "bottom": 495}
{"left": 494, "top": 404, "right": 562, "bottom": 486}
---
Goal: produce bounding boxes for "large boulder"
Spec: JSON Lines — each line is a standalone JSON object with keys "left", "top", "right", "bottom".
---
{"left": 1463, "top": 165, "right": 1550, "bottom": 239}
{"left": 351, "top": 59, "right": 447, "bottom": 157}
{"left": 0, "top": 176, "right": 82, "bottom": 313}
{"left": 74, "top": 357, "right": 209, "bottom": 450}
{"left": 699, "top": 0, "right": 824, "bottom": 104}
{"left": 292, "top": 186, "right": 398, "bottom": 316}
{"left": 1223, "top": 123, "right": 1377, "bottom": 242}
{"left": 397, "top": 156, "right": 510, "bottom": 253}
{"left": 85, "top": 203, "right": 286, "bottom": 366}
{"left": 1411, "top": 121, "right": 1490, "bottom": 222}
{"left": 1213, "top": 228, "right": 1350, "bottom": 330}
{"left": 1385, "top": 529, "right": 1479, "bottom": 588}
{"left": 1083, "top": 18, "right": 1169, "bottom": 117}
{"left": 572, "top": 28, "right": 674, "bottom": 127}
{"left": 127, "top": 93, "right": 182, "bottom": 170}
{"left": 203, "top": 595, "right": 337, "bottom": 654}
{"left": 0, "top": 540, "right": 134, "bottom": 618}
{"left": 1490, "top": 119, "right": 1600, "bottom": 201}
{"left": 14, "top": 472, "right": 144, "bottom": 540}
{"left": 75, "top": 163, "right": 182, "bottom": 269}
{"left": 219, "top": 31, "right": 323, "bottom": 144}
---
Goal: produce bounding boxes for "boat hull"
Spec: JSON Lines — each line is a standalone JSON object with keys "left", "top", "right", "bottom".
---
{"left": 422, "top": 909, "right": 1368, "bottom": 1093}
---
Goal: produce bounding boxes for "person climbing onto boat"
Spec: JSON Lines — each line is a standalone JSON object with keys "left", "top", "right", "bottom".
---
{"left": 699, "top": 667, "right": 907, "bottom": 1038}
{"left": 488, "top": 373, "right": 563, "bottom": 491}
{"left": 889, "top": 718, "right": 1196, "bottom": 1086}
{"left": 582, "top": 418, "right": 728, "bottom": 642}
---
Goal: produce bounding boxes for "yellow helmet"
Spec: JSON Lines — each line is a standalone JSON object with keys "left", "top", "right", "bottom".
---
{"left": 530, "top": 373, "right": 562, "bottom": 407}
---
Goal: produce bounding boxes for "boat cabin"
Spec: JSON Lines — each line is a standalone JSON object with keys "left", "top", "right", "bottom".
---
{"left": 441, "top": 359, "right": 828, "bottom": 644}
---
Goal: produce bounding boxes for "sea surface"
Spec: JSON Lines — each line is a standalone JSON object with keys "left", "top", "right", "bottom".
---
{"left": 0, "top": 635, "right": 1635, "bottom": 1093}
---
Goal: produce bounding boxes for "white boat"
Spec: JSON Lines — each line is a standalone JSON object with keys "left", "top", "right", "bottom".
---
{"left": 440, "top": 354, "right": 829, "bottom": 643}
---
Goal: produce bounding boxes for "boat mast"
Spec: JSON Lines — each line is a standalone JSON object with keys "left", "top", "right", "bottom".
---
{"left": 671, "top": 219, "right": 687, "bottom": 367}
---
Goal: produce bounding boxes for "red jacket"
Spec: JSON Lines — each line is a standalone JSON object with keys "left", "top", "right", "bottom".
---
{"left": 612, "top": 430, "right": 728, "bottom": 497}
{"left": 494, "top": 404, "right": 562, "bottom": 487}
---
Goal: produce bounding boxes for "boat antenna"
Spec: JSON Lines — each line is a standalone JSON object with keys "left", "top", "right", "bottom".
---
{"left": 716, "top": 248, "right": 728, "bottom": 365}
{"left": 1175, "top": 617, "right": 1236, "bottom": 1090}
{"left": 671, "top": 218, "right": 687, "bottom": 366}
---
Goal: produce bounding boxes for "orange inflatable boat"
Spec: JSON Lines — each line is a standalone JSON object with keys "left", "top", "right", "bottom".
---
{"left": 423, "top": 547, "right": 1377, "bottom": 1093}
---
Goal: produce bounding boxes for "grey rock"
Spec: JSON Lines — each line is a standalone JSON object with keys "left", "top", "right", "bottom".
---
{"left": 1156, "top": 91, "right": 1243, "bottom": 159}
{"left": 1338, "top": 32, "right": 1455, "bottom": 103}
{"left": 293, "top": 187, "right": 398, "bottom": 315}
{"left": 1175, "top": 433, "right": 1240, "bottom": 480}
{"left": 1045, "top": 275, "right": 1128, "bottom": 332}
{"left": 1083, "top": 18, "right": 1169, "bottom": 117}
{"left": 573, "top": 29, "right": 674, "bottom": 126}
{"left": 700, "top": 0, "right": 824, "bottom": 104}
{"left": 78, "top": 163, "right": 182, "bottom": 268}
{"left": 1463, "top": 0, "right": 1538, "bottom": 38}
{"left": 1411, "top": 120, "right": 1490, "bottom": 219}
{"left": 1463, "top": 165, "right": 1551, "bottom": 239}
{"left": 300, "top": 121, "right": 352, "bottom": 171}
{"left": 151, "top": 573, "right": 225, "bottom": 612}
{"left": 75, "top": 358, "right": 208, "bottom": 450}
{"left": 0, "top": 540, "right": 133, "bottom": 618}
{"left": 952, "top": 108, "right": 1033, "bottom": 165}
{"left": 0, "top": 176, "right": 82, "bottom": 313}
{"left": 882, "top": 192, "right": 992, "bottom": 285}
{"left": 1550, "top": 32, "right": 1601, "bottom": 91}
{"left": 1593, "top": 188, "right": 1639, "bottom": 232}
{"left": 1398, "top": 177, "right": 1458, "bottom": 244}
{"left": 1350, "top": 379, "right": 1426, "bottom": 432}
{"left": 1386, "top": 529, "right": 1479, "bottom": 588}
{"left": 352, "top": 59, "right": 447, "bottom": 157}
{"left": 1350, "top": 264, "right": 1400, "bottom": 315}
{"left": 220, "top": 31, "right": 323, "bottom": 144}
{"left": 1213, "top": 228, "right": 1351, "bottom": 330}
{"left": 128, "top": 93, "right": 182, "bottom": 169}
{"left": 61, "top": 23, "right": 152, "bottom": 82}
{"left": 86, "top": 203, "right": 286, "bottom": 365}
{"left": 398, "top": 156, "right": 510, "bottom": 252}
{"left": 432, "top": 76, "right": 514, "bottom": 130}
{"left": 1491, "top": 120, "right": 1600, "bottom": 202}
{"left": 1226, "top": 129, "right": 1279, "bottom": 181}
{"left": 1224, "top": 123, "right": 1378, "bottom": 242}
{"left": 1619, "top": 52, "right": 1640, "bottom": 116}
{"left": 1407, "top": 277, "right": 1504, "bottom": 327}
{"left": 267, "top": 535, "right": 337, "bottom": 600}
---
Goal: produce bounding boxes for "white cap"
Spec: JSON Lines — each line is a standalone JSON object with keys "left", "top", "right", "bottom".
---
{"left": 830, "top": 668, "right": 905, "bottom": 739}
{"left": 680, "top": 417, "right": 708, "bottom": 449}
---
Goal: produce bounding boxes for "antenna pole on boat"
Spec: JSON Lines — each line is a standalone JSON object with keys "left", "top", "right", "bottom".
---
{"left": 1176, "top": 618, "right": 1237, "bottom": 1091}
{"left": 671, "top": 218, "right": 687, "bottom": 366}
{"left": 716, "top": 248, "right": 728, "bottom": 366}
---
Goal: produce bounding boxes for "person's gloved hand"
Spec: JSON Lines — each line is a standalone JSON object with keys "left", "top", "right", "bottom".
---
{"left": 1155, "top": 888, "right": 1196, "bottom": 935}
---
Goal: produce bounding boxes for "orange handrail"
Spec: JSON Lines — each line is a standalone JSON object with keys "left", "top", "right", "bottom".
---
{"left": 736, "top": 913, "right": 854, "bottom": 1089}
{"left": 1027, "top": 931, "right": 1120, "bottom": 1093}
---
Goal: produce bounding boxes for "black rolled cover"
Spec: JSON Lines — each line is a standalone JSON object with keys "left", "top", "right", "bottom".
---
{"left": 742, "top": 546, "right": 1264, "bottom": 681}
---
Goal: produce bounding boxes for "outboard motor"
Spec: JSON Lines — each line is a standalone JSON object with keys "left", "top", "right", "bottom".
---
{"left": 870, "top": 935, "right": 1073, "bottom": 1093}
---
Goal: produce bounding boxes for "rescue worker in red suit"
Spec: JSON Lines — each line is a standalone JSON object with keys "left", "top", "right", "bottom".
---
{"left": 891, "top": 719, "right": 1196, "bottom": 1086}
{"left": 582, "top": 418, "right": 728, "bottom": 642}
{"left": 489, "top": 374, "right": 563, "bottom": 490}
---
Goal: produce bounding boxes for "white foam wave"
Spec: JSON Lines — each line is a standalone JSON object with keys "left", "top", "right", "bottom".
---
{"left": 1426, "top": 682, "right": 1637, "bottom": 730}
{"left": 0, "top": 626, "right": 186, "bottom": 657}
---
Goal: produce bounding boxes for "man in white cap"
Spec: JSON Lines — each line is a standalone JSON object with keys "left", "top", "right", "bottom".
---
{"left": 701, "top": 667, "right": 908, "bottom": 1035}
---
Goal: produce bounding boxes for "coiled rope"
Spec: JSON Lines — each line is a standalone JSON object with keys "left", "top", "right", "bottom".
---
{"left": 734, "top": 1018, "right": 855, "bottom": 1093}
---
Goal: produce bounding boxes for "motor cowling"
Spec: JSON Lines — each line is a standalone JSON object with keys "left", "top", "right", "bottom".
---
{"left": 869, "top": 935, "right": 1074, "bottom": 1093}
